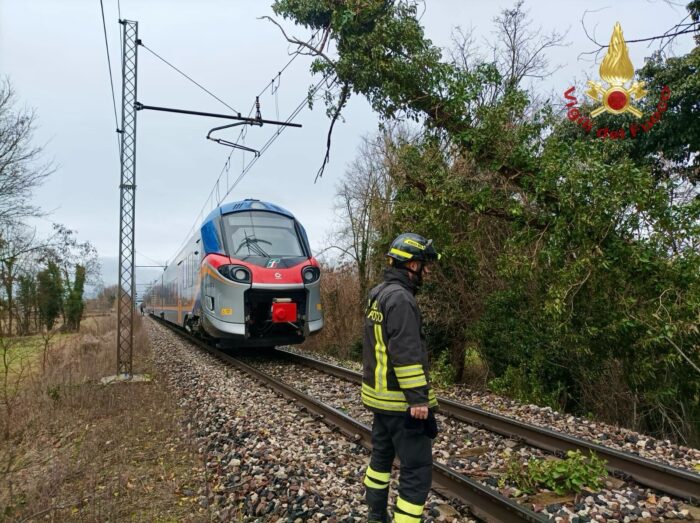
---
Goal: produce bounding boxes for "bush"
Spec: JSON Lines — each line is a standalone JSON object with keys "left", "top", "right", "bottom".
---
{"left": 488, "top": 366, "right": 564, "bottom": 410}
{"left": 300, "top": 264, "right": 363, "bottom": 359}
{"left": 501, "top": 450, "right": 608, "bottom": 495}
{"left": 430, "top": 349, "right": 456, "bottom": 387}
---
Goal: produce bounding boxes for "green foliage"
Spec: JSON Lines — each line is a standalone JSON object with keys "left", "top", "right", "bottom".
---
{"left": 430, "top": 349, "right": 456, "bottom": 387}
{"left": 273, "top": 0, "right": 488, "bottom": 139}
{"left": 633, "top": 46, "right": 700, "bottom": 178}
{"left": 479, "top": 136, "right": 700, "bottom": 439}
{"left": 349, "top": 338, "right": 363, "bottom": 362}
{"left": 16, "top": 274, "right": 37, "bottom": 335}
{"left": 501, "top": 450, "right": 608, "bottom": 495}
{"left": 46, "top": 385, "right": 61, "bottom": 403}
{"left": 275, "top": 0, "right": 700, "bottom": 443}
{"left": 488, "top": 366, "right": 564, "bottom": 410}
{"left": 36, "top": 261, "right": 62, "bottom": 331}
{"left": 64, "top": 264, "right": 86, "bottom": 332}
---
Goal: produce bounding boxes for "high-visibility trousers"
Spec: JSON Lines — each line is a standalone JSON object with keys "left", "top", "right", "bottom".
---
{"left": 364, "top": 412, "right": 432, "bottom": 523}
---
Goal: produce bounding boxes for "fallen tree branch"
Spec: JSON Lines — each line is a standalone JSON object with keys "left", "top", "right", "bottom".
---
{"left": 315, "top": 83, "right": 350, "bottom": 182}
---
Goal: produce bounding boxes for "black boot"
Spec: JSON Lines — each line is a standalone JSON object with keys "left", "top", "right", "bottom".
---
{"left": 367, "top": 509, "right": 389, "bottom": 523}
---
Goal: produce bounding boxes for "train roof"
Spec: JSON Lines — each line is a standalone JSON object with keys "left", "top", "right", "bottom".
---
{"left": 203, "top": 199, "right": 295, "bottom": 224}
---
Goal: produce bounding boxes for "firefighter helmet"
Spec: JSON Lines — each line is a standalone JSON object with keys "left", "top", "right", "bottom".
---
{"left": 387, "top": 233, "right": 440, "bottom": 264}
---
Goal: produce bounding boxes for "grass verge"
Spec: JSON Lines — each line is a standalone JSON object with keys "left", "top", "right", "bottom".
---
{"left": 1, "top": 315, "right": 208, "bottom": 522}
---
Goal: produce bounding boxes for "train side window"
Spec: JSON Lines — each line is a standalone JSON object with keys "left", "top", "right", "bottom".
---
{"left": 186, "top": 253, "right": 193, "bottom": 288}
{"left": 191, "top": 254, "right": 195, "bottom": 286}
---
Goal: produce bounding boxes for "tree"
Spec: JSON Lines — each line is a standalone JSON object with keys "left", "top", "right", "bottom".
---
{"left": 330, "top": 127, "right": 405, "bottom": 303}
{"left": 0, "top": 225, "right": 42, "bottom": 335}
{"left": 0, "top": 79, "right": 52, "bottom": 227}
{"left": 40, "top": 224, "right": 100, "bottom": 327}
{"left": 448, "top": 2, "right": 566, "bottom": 115}
{"left": 632, "top": 46, "right": 700, "bottom": 183}
{"left": 16, "top": 274, "right": 37, "bottom": 336}
{"left": 64, "top": 264, "right": 85, "bottom": 332}
{"left": 42, "top": 223, "right": 101, "bottom": 286}
{"left": 275, "top": 0, "right": 700, "bottom": 443}
{"left": 36, "top": 261, "right": 62, "bottom": 331}
{"left": 88, "top": 284, "right": 118, "bottom": 313}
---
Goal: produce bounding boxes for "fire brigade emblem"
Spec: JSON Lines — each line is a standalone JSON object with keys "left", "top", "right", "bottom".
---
{"left": 586, "top": 22, "right": 646, "bottom": 118}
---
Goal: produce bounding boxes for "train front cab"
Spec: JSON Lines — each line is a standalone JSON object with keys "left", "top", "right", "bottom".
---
{"left": 198, "top": 204, "right": 323, "bottom": 347}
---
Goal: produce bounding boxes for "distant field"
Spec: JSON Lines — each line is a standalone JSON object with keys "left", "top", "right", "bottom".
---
{"left": 0, "top": 331, "right": 79, "bottom": 377}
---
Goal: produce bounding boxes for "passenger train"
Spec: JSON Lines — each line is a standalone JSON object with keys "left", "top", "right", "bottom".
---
{"left": 143, "top": 199, "right": 323, "bottom": 347}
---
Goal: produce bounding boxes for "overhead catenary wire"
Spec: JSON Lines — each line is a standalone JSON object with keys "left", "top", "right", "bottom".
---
{"left": 197, "top": 29, "right": 319, "bottom": 171}
{"left": 140, "top": 43, "right": 240, "bottom": 115}
{"left": 200, "top": 29, "right": 324, "bottom": 203}
{"left": 221, "top": 75, "right": 330, "bottom": 200}
{"left": 165, "top": 31, "right": 324, "bottom": 262}
{"left": 98, "top": 0, "right": 121, "bottom": 153}
{"left": 166, "top": 73, "right": 329, "bottom": 263}
{"left": 135, "top": 249, "right": 166, "bottom": 266}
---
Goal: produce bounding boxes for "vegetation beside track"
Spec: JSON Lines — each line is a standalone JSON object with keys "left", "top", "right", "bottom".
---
{"left": 0, "top": 315, "right": 208, "bottom": 522}
{"left": 285, "top": 0, "right": 700, "bottom": 446}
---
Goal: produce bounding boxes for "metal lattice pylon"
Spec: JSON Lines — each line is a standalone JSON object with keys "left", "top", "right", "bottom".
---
{"left": 117, "top": 20, "right": 139, "bottom": 376}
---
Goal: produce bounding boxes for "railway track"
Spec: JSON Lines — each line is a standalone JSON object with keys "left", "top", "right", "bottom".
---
{"left": 151, "top": 316, "right": 545, "bottom": 522}
{"left": 277, "top": 349, "right": 700, "bottom": 503}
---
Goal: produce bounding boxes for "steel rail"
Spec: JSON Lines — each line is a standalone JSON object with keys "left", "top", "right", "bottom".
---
{"left": 152, "top": 318, "right": 546, "bottom": 522}
{"left": 277, "top": 349, "right": 700, "bottom": 502}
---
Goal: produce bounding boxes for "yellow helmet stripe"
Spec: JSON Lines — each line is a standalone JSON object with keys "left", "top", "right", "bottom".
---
{"left": 403, "top": 238, "right": 426, "bottom": 250}
{"left": 390, "top": 247, "right": 413, "bottom": 259}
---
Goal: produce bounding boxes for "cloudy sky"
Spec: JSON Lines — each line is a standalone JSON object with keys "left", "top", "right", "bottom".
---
{"left": 1, "top": 0, "right": 694, "bottom": 287}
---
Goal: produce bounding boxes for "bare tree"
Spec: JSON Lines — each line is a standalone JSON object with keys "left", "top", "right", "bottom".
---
{"left": 0, "top": 225, "right": 42, "bottom": 335}
{"left": 446, "top": 3, "right": 568, "bottom": 125}
{"left": 40, "top": 328, "right": 57, "bottom": 374}
{"left": 490, "top": 1, "right": 568, "bottom": 90}
{"left": 449, "top": 2, "right": 567, "bottom": 105}
{"left": 42, "top": 224, "right": 101, "bottom": 285}
{"left": 329, "top": 126, "right": 416, "bottom": 303}
{"left": 0, "top": 79, "right": 52, "bottom": 227}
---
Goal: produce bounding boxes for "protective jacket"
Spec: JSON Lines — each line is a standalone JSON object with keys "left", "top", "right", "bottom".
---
{"left": 362, "top": 267, "right": 438, "bottom": 414}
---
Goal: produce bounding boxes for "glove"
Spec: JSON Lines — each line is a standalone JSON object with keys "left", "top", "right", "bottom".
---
{"left": 404, "top": 408, "right": 439, "bottom": 439}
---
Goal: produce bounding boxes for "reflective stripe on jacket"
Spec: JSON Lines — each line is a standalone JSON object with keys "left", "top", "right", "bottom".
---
{"left": 362, "top": 268, "right": 438, "bottom": 414}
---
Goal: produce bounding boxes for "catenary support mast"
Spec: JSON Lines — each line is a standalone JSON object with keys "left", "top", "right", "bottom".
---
{"left": 117, "top": 19, "right": 139, "bottom": 376}
{"left": 111, "top": 19, "right": 302, "bottom": 378}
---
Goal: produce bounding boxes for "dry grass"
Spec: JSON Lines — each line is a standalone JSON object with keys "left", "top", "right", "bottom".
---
{"left": 0, "top": 315, "right": 208, "bottom": 522}
{"left": 300, "top": 265, "right": 364, "bottom": 361}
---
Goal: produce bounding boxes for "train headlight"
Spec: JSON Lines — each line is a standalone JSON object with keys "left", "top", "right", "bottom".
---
{"left": 302, "top": 266, "right": 320, "bottom": 284}
{"left": 218, "top": 264, "right": 251, "bottom": 283}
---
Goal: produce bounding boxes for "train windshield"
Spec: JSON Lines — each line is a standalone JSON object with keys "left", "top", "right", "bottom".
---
{"left": 223, "top": 211, "right": 305, "bottom": 259}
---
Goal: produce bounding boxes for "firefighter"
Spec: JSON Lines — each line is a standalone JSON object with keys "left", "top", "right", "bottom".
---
{"left": 362, "top": 232, "right": 440, "bottom": 523}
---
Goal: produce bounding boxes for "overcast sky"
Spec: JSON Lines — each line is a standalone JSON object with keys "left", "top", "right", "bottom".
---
{"left": 0, "top": 0, "right": 694, "bottom": 287}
